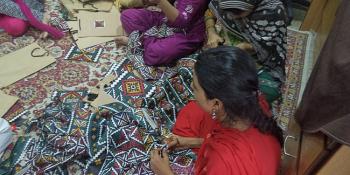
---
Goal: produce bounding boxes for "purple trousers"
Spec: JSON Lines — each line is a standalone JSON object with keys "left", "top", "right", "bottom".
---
{"left": 121, "top": 9, "right": 204, "bottom": 66}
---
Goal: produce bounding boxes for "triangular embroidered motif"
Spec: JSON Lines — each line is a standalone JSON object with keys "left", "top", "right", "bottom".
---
{"left": 64, "top": 45, "right": 103, "bottom": 62}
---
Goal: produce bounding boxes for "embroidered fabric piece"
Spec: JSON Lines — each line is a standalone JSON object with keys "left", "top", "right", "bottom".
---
{"left": 64, "top": 44, "right": 103, "bottom": 62}
{"left": 104, "top": 71, "right": 157, "bottom": 107}
{"left": 0, "top": 41, "right": 199, "bottom": 174}
{"left": 144, "top": 23, "right": 176, "bottom": 38}
{"left": 50, "top": 17, "right": 70, "bottom": 32}
{"left": 0, "top": 82, "right": 196, "bottom": 174}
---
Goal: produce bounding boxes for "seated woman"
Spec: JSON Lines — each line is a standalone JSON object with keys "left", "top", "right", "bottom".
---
{"left": 205, "top": 0, "right": 288, "bottom": 104}
{"left": 116, "top": 0, "right": 209, "bottom": 66}
{"left": 0, "top": 0, "right": 63, "bottom": 39}
{"left": 150, "top": 46, "right": 282, "bottom": 174}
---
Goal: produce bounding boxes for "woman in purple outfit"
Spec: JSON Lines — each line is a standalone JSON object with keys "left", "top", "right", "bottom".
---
{"left": 117, "top": 0, "right": 209, "bottom": 65}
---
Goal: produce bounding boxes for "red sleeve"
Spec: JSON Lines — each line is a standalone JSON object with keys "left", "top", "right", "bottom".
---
{"left": 172, "top": 101, "right": 201, "bottom": 137}
{"left": 173, "top": 101, "right": 216, "bottom": 138}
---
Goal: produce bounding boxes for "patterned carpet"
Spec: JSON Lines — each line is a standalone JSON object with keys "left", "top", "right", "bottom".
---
{"left": 0, "top": 0, "right": 124, "bottom": 123}
{"left": 0, "top": 0, "right": 314, "bottom": 173}
{"left": 276, "top": 28, "right": 314, "bottom": 130}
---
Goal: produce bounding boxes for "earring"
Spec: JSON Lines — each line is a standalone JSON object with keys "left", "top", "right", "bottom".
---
{"left": 211, "top": 110, "right": 216, "bottom": 119}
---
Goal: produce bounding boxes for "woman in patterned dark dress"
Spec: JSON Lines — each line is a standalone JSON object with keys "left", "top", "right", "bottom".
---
{"left": 205, "top": 0, "right": 288, "bottom": 104}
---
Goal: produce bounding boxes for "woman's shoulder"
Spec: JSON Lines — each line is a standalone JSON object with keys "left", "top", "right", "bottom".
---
{"left": 201, "top": 129, "right": 260, "bottom": 174}
{"left": 207, "top": 127, "right": 258, "bottom": 155}
{"left": 223, "top": 127, "right": 281, "bottom": 154}
{"left": 208, "top": 127, "right": 281, "bottom": 164}
{"left": 203, "top": 127, "right": 281, "bottom": 174}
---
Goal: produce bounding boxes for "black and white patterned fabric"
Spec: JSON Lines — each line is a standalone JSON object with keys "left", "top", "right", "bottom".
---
{"left": 210, "top": 0, "right": 288, "bottom": 82}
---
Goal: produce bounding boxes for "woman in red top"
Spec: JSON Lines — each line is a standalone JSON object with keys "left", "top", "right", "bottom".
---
{"left": 150, "top": 46, "right": 283, "bottom": 175}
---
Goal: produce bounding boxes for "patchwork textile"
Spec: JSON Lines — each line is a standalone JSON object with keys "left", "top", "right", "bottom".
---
{"left": 49, "top": 17, "right": 71, "bottom": 33}
{"left": 144, "top": 23, "right": 176, "bottom": 39}
{"left": 141, "top": 57, "right": 196, "bottom": 130}
{"left": 104, "top": 58, "right": 156, "bottom": 107}
{"left": 104, "top": 53, "right": 197, "bottom": 112}
{"left": 64, "top": 44, "right": 104, "bottom": 62}
{"left": 0, "top": 87, "right": 195, "bottom": 174}
{"left": 0, "top": 0, "right": 201, "bottom": 173}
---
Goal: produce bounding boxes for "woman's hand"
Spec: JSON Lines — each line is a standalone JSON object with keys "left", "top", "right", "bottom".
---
{"left": 164, "top": 134, "right": 182, "bottom": 149}
{"left": 146, "top": 5, "right": 162, "bottom": 12}
{"left": 39, "top": 32, "right": 49, "bottom": 39}
{"left": 150, "top": 149, "right": 174, "bottom": 175}
{"left": 164, "top": 134, "right": 203, "bottom": 150}
{"left": 235, "top": 42, "right": 256, "bottom": 55}
{"left": 206, "top": 31, "right": 225, "bottom": 48}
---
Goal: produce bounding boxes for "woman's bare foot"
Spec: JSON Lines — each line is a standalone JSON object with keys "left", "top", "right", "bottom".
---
{"left": 115, "top": 36, "right": 129, "bottom": 46}
{"left": 39, "top": 32, "right": 49, "bottom": 39}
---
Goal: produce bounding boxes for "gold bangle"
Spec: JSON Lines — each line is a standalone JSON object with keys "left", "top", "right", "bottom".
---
{"left": 205, "top": 16, "right": 215, "bottom": 22}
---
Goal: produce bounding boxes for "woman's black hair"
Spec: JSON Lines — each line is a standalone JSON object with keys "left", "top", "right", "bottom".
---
{"left": 194, "top": 46, "right": 283, "bottom": 145}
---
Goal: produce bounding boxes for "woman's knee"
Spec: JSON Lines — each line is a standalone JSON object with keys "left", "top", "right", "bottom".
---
{"left": 143, "top": 45, "right": 168, "bottom": 66}
{"left": 121, "top": 9, "right": 136, "bottom": 23}
{"left": 0, "top": 16, "right": 28, "bottom": 37}
{"left": 143, "top": 41, "right": 189, "bottom": 66}
{"left": 121, "top": 9, "right": 143, "bottom": 34}
{"left": 143, "top": 51, "right": 162, "bottom": 66}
